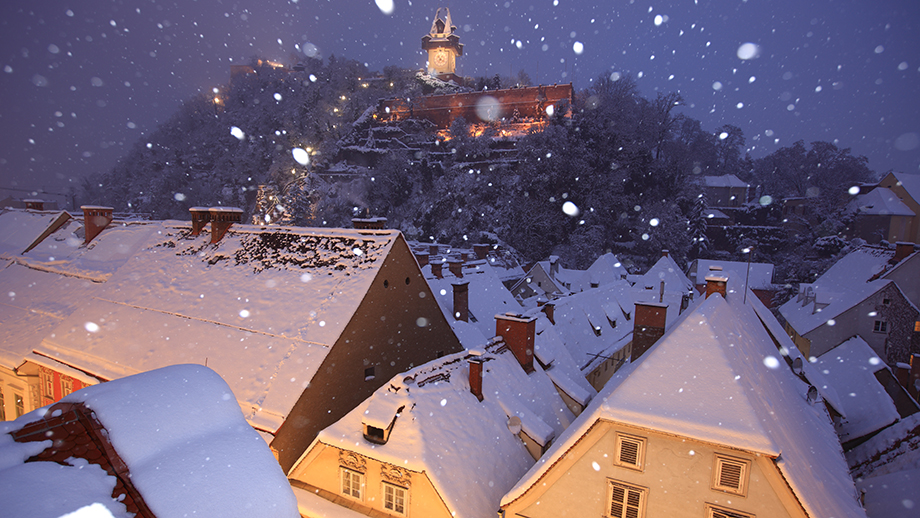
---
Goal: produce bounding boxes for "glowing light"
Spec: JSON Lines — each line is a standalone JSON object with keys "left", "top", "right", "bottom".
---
{"left": 562, "top": 201, "right": 580, "bottom": 217}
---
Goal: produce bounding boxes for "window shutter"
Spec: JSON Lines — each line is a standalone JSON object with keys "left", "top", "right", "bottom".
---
{"left": 718, "top": 460, "right": 743, "bottom": 490}
{"left": 713, "top": 455, "right": 749, "bottom": 495}
{"left": 619, "top": 438, "right": 639, "bottom": 466}
{"left": 609, "top": 481, "right": 644, "bottom": 518}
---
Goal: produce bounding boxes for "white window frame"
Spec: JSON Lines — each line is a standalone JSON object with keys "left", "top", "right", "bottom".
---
{"left": 614, "top": 433, "right": 647, "bottom": 471}
{"left": 711, "top": 454, "right": 750, "bottom": 496}
{"left": 707, "top": 504, "right": 755, "bottom": 518}
{"left": 340, "top": 467, "right": 365, "bottom": 500}
{"left": 607, "top": 479, "right": 647, "bottom": 518}
{"left": 382, "top": 481, "right": 408, "bottom": 515}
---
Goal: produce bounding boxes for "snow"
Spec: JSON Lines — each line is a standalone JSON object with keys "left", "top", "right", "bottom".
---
{"left": 815, "top": 337, "right": 899, "bottom": 442}
{"left": 0, "top": 364, "right": 298, "bottom": 518}
{"left": 849, "top": 187, "right": 915, "bottom": 217}
{"left": 856, "top": 469, "right": 920, "bottom": 518}
{"left": 633, "top": 253, "right": 694, "bottom": 293}
{"left": 313, "top": 342, "right": 583, "bottom": 518}
{"left": 293, "top": 486, "right": 371, "bottom": 518}
{"left": 702, "top": 174, "right": 749, "bottom": 188}
{"left": 0, "top": 209, "right": 72, "bottom": 258}
{"left": 503, "top": 292, "right": 866, "bottom": 518}
{"left": 848, "top": 413, "right": 920, "bottom": 480}
{"left": 690, "top": 258, "right": 774, "bottom": 290}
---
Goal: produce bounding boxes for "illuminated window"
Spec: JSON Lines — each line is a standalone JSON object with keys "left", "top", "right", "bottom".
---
{"left": 340, "top": 468, "right": 365, "bottom": 500}
{"left": 14, "top": 393, "right": 24, "bottom": 418}
{"left": 914, "top": 321, "right": 920, "bottom": 332}
{"left": 712, "top": 455, "right": 750, "bottom": 496}
{"left": 874, "top": 320, "right": 888, "bottom": 333}
{"left": 614, "top": 433, "right": 647, "bottom": 471}
{"left": 0, "top": 388, "right": 5, "bottom": 420}
{"left": 383, "top": 482, "right": 407, "bottom": 515}
{"left": 608, "top": 480, "right": 646, "bottom": 518}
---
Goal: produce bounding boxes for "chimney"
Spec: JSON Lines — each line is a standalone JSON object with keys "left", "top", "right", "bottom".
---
{"left": 189, "top": 207, "right": 211, "bottom": 236}
{"left": 543, "top": 302, "right": 555, "bottom": 325}
{"left": 431, "top": 261, "right": 443, "bottom": 279}
{"left": 448, "top": 258, "right": 463, "bottom": 278}
{"left": 893, "top": 242, "right": 915, "bottom": 264}
{"left": 495, "top": 314, "right": 537, "bottom": 374}
{"left": 631, "top": 302, "right": 668, "bottom": 362}
{"left": 415, "top": 251, "right": 429, "bottom": 267}
{"left": 473, "top": 243, "right": 489, "bottom": 260}
{"left": 352, "top": 217, "right": 387, "bottom": 230}
{"left": 895, "top": 362, "right": 910, "bottom": 389}
{"left": 661, "top": 249, "right": 669, "bottom": 258}
{"left": 549, "top": 256, "right": 560, "bottom": 278}
{"left": 453, "top": 281, "right": 469, "bottom": 322}
{"left": 24, "top": 199, "right": 44, "bottom": 211}
{"left": 208, "top": 207, "right": 243, "bottom": 244}
{"left": 429, "top": 243, "right": 440, "bottom": 256}
{"left": 81, "top": 206, "right": 114, "bottom": 245}
{"left": 705, "top": 275, "right": 728, "bottom": 299}
{"left": 469, "top": 353, "right": 484, "bottom": 402}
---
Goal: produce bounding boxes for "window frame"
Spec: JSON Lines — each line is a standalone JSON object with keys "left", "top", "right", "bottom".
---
{"left": 14, "top": 393, "right": 24, "bottom": 418}
{"left": 711, "top": 454, "right": 751, "bottom": 496}
{"left": 707, "top": 503, "right": 755, "bottom": 518}
{"left": 873, "top": 320, "right": 888, "bottom": 333}
{"left": 0, "top": 388, "right": 5, "bottom": 421}
{"left": 614, "top": 432, "right": 647, "bottom": 471}
{"left": 340, "top": 467, "right": 365, "bottom": 501}
{"left": 382, "top": 481, "right": 408, "bottom": 515}
{"left": 607, "top": 479, "right": 647, "bottom": 518}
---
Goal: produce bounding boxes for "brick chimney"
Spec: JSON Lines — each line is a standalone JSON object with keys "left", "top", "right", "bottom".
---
{"left": 430, "top": 261, "right": 443, "bottom": 279}
{"left": 189, "top": 207, "right": 211, "bottom": 236}
{"left": 469, "top": 353, "right": 484, "bottom": 402}
{"left": 661, "top": 249, "right": 669, "bottom": 258}
{"left": 631, "top": 302, "right": 668, "bottom": 362}
{"left": 892, "top": 242, "right": 915, "bottom": 264}
{"left": 895, "top": 362, "right": 910, "bottom": 389}
{"left": 453, "top": 281, "right": 469, "bottom": 322}
{"left": 81, "top": 206, "right": 114, "bottom": 245}
{"left": 208, "top": 207, "right": 243, "bottom": 244}
{"left": 415, "top": 251, "right": 429, "bottom": 267}
{"left": 429, "top": 243, "right": 440, "bottom": 256}
{"left": 352, "top": 217, "right": 387, "bottom": 230}
{"left": 448, "top": 258, "right": 463, "bottom": 278}
{"left": 473, "top": 243, "right": 490, "bottom": 260}
{"left": 24, "top": 199, "right": 44, "bottom": 211}
{"left": 495, "top": 314, "right": 536, "bottom": 374}
{"left": 543, "top": 302, "right": 555, "bottom": 325}
{"left": 705, "top": 275, "right": 728, "bottom": 299}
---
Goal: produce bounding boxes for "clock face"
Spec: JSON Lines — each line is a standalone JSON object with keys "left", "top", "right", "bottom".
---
{"left": 434, "top": 51, "right": 447, "bottom": 67}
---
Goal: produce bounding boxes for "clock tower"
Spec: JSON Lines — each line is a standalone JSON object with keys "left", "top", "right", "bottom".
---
{"left": 421, "top": 8, "right": 463, "bottom": 78}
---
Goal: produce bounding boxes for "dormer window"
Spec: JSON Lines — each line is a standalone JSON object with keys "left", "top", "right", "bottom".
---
{"left": 362, "top": 405, "right": 404, "bottom": 445}
{"left": 365, "top": 425, "right": 385, "bottom": 442}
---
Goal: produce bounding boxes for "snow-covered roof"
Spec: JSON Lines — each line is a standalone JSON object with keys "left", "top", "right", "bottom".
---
{"left": 503, "top": 292, "right": 867, "bottom": 518}
{"left": 848, "top": 187, "right": 915, "bottom": 217}
{"left": 633, "top": 254, "right": 694, "bottom": 293}
{"left": 888, "top": 171, "right": 920, "bottom": 205}
{"left": 313, "top": 338, "right": 590, "bottom": 518}
{"left": 0, "top": 208, "right": 71, "bottom": 258}
{"left": 0, "top": 364, "right": 299, "bottom": 518}
{"left": 703, "top": 174, "right": 749, "bottom": 188}
{"left": 566, "top": 253, "right": 629, "bottom": 292}
{"left": 689, "top": 259, "right": 774, "bottom": 289}
{"left": 21, "top": 219, "right": 400, "bottom": 432}
{"left": 815, "top": 337, "right": 899, "bottom": 442}
{"left": 703, "top": 208, "right": 730, "bottom": 219}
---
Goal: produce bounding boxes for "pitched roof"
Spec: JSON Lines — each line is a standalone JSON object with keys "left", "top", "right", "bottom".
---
{"left": 633, "top": 254, "right": 694, "bottom": 293}
{"left": 848, "top": 187, "right": 915, "bottom": 216}
{"left": 0, "top": 364, "right": 299, "bottom": 518}
{"left": 313, "top": 339, "right": 588, "bottom": 518}
{"left": 504, "top": 292, "right": 867, "bottom": 518}
{"left": 888, "top": 171, "right": 920, "bottom": 204}
{"left": 690, "top": 259, "right": 774, "bottom": 289}
{"left": 703, "top": 174, "right": 749, "bottom": 188}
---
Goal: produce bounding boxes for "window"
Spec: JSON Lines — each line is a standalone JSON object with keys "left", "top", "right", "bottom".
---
{"left": 874, "top": 320, "right": 888, "bottom": 333}
{"left": 614, "top": 433, "right": 646, "bottom": 471}
{"left": 0, "top": 388, "right": 5, "bottom": 420}
{"left": 61, "top": 377, "right": 73, "bottom": 397}
{"left": 340, "top": 468, "right": 365, "bottom": 500}
{"left": 712, "top": 455, "right": 750, "bottom": 496}
{"left": 707, "top": 504, "right": 754, "bottom": 518}
{"left": 14, "top": 393, "right": 24, "bottom": 418}
{"left": 383, "top": 482, "right": 407, "bottom": 515}
{"left": 883, "top": 298, "right": 891, "bottom": 306}
{"left": 365, "top": 366, "right": 376, "bottom": 381}
{"left": 41, "top": 371, "right": 53, "bottom": 400}
{"left": 608, "top": 480, "right": 646, "bottom": 518}
{"left": 915, "top": 321, "right": 920, "bottom": 332}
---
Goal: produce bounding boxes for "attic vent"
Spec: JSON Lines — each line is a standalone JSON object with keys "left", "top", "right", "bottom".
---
{"left": 712, "top": 455, "right": 749, "bottom": 495}
{"left": 614, "top": 433, "right": 646, "bottom": 471}
{"left": 708, "top": 506, "right": 754, "bottom": 518}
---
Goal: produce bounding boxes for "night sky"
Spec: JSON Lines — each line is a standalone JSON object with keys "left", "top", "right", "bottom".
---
{"left": 2, "top": 0, "right": 919, "bottom": 204}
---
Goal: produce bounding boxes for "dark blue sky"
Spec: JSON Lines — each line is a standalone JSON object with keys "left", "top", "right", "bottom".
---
{"left": 1, "top": 0, "right": 918, "bottom": 201}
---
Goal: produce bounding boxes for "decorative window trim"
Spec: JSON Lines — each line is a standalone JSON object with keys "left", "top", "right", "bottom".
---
{"left": 340, "top": 467, "right": 365, "bottom": 501}
{"left": 707, "top": 503, "right": 755, "bottom": 518}
{"left": 614, "top": 433, "right": 646, "bottom": 471}
{"left": 382, "top": 481, "right": 408, "bottom": 515}
{"left": 711, "top": 454, "right": 750, "bottom": 496}
{"left": 338, "top": 451, "right": 367, "bottom": 472}
{"left": 607, "top": 479, "right": 647, "bottom": 518}
{"left": 380, "top": 463, "right": 412, "bottom": 486}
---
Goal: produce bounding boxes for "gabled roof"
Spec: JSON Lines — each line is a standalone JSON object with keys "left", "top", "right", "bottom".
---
{"left": 567, "top": 253, "right": 628, "bottom": 292}
{"left": 0, "top": 364, "right": 299, "bottom": 518}
{"left": 504, "top": 292, "right": 867, "bottom": 518}
{"left": 815, "top": 337, "right": 899, "bottom": 442}
{"left": 311, "top": 338, "right": 587, "bottom": 518}
{"left": 885, "top": 171, "right": 920, "bottom": 204}
{"left": 848, "top": 187, "right": 915, "bottom": 217}
{"left": 20, "top": 220, "right": 401, "bottom": 432}
{"left": 633, "top": 254, "right": 693, "bottom": 293}
{"left": 0, "top": 208, "right": 71, "bottom": 258}
{"left": 703, "top": 174, "right": 749, "bottom": 188}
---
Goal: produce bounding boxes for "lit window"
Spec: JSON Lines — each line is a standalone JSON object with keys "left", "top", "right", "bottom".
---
{"left": 608, "top": 480, "right": 646, "bottom": 518}
{"left": 874, "top": 320, "right": 888, "bottom": 333}
{"left": 712, "top": 454, "right": 750, "bottom": 496}
{"left": 707, "top": 504, "right": 755, "bottom": 518}
{"left": 0, "top": 388, "right": 5, "bottom": 420}
{"left": 914, "top": 321, "right": 920, "bottom": 332}
{"left": 14, "top": 393, "right": 24, "bottom": 418}
{"left": 383, "top": 482, "right": 407, "bottom": 515}
{"left": 341, "top": 468, "right": 365, "bottom": 500}
{"left": 614, "top": 433, "right": 647, "bottom": 471}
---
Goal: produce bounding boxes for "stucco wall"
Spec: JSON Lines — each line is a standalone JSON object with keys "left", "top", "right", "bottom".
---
{"left": 503, "top": 421, "right": 805, "bottom": 518}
